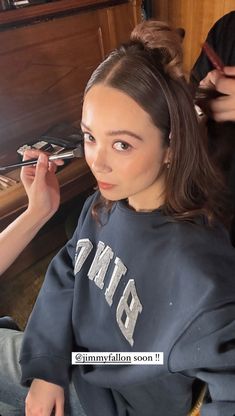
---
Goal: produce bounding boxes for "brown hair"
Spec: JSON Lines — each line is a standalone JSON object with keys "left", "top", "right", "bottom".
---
{"left": 84, "top": 20, "right": 231, "bottom": 227}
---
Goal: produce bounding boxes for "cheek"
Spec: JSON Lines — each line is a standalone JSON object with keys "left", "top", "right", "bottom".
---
{"left": 124, "top": 149, "right": 165, "bottom": 179}
{"left": 84, "top": 146, "right": 93, "bottom": 168}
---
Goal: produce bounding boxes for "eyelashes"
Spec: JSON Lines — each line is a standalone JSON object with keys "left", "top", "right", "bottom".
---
{"left": 81, "top": 131, "right": 132, "bottom": 152}
{"left": 82, "top": 132, "right": 95, "bottom": 143}
{"left": 113, "top": 142, "right": 131, "bottom": 151}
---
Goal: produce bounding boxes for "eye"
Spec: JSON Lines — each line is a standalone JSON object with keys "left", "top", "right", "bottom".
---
{"left": 113, "top": 141, "right": 132, "bottom": 151}
{"left": 83, "top": 132, "right": 95, "bottom": 143}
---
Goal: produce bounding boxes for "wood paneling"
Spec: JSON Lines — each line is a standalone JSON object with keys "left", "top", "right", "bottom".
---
{"left": 0, "top": 0, "right": 141, "bottom": 244}
{"left": 0, "top": 0, "right": 127, "bottom": 27}
{"left": 0, "top": 0, "right": 141, "bottom": 168}
{"left": 97, "top": 1, "right": 141, "bottom": 54}
{"left": 0, "top": 12, "right": 105, "bottom": 165}
{"left": 152, "top": 0, "right": 235, "bottom": 75}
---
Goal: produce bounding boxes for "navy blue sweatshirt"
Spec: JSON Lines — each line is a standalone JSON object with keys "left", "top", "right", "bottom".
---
{"left": 20, "top": 192, "right": 235, "bottom": 416}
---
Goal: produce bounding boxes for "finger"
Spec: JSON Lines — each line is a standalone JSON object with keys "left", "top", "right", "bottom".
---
{"left": 210, "top": 96, "right": 235, "bottom": 121}
{"left": 21, "top": 150, "right": 41, "bottom": 182}
{"left": 48, "top": 158, "right": 64, "bottom": 173}
{"left": 211, "top": 95, "right": 235, "bottom": 113}
{"left": 53, "top": 159, "right": 64, "bottom": 166}
{"left": 48, "top": 161, "right": 57, "bottom": 174}
{"left": 55, "top": 400, "right": 64, "bottom": 416}
{"left": 223, "top": 66, "right": 235, "bottom": 77}
{"left": 22, "top": 149, "right": 41, "bottom": 161}
{"left": 21, "top": 166, "right": 37, "bottom": 176}
{"left": 215, "top": 76, "right": 235, "bottom": 95}
{"left": 34, "top": 153, "right": 49, "bottom": 182}
{"left": 20, "top": 165, "right": 37, "bottom": 183}
{"left": 212, "top": 109, "right": 235, "bottom": 122}
{"left": 20, "top": 153, "right": 46, "bottom": 183}
{"left": 199, "top": 69, "right": 219, "bottom": 88}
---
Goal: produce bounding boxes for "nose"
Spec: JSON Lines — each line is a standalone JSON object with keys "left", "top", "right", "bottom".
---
{"left": 90, "top": 147, "right": 112, "bottom": 174}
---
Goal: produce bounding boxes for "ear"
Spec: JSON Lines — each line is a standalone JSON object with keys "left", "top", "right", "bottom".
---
{"left": 164, "top": 146, "right": 171, "bottom": 165}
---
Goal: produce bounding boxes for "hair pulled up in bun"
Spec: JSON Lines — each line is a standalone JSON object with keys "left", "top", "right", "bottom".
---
{"left": 130, "top": 20, "right": 184, "bottom": 78}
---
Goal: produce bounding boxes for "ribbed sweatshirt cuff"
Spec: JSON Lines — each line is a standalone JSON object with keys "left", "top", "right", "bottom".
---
{"left": 20, "top": 355, "right": 70, "bottom": 388}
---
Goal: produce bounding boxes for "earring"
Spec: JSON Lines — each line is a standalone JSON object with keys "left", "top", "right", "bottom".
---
{"left": 166, "top": 161, "right": 170, "bottom": 169}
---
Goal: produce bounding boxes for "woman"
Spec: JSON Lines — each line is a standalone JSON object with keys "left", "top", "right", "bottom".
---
{"left": 1, "top": 20, "right": 235, "bottom": 416}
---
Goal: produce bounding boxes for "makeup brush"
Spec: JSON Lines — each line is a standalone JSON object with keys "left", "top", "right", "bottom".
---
{"left": 0, "top": 146, "right": 84, "bottom": 172}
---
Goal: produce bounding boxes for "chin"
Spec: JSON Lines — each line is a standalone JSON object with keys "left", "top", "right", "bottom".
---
{"left": 99, "top": 188, "right": 124, "bottom": 202}
{"left": 100, "top": 192, "right": 119, "bottom": 201}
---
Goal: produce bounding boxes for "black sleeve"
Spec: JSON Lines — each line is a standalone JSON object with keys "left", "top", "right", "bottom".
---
{"left": 169, "top": 303, "right": 235, "bottom": 416}
{"left": 190, "top": 11, "right": 235, "bottom": 85}
{"left": 19, "top": 194, "right": 94, "bottom": 388}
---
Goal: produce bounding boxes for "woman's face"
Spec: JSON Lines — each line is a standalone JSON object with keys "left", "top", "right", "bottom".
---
{"left": 81, "top": 84, "right": 170, "bottom": 211}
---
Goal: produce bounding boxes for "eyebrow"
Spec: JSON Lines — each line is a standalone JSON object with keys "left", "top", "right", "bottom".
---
{"left": 80, "top": 121, "right": 143, "bottom": 141}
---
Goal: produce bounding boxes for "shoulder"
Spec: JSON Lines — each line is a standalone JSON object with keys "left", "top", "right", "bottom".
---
{"left": 167, "top": 218, "right": 231, "bottom": 253}
{"left": 210, "top": 11, "right": 235, "bottom": 32}
{"left": 207, "top": 11, "right": 235, "bottom": 50}
{"left": 166, "top": 219, "right": 235, "bottom": 295}
{"left": 169, "top": 301, "right": 235, "bottom": 374}
{"left": 162, "top": 220, "right": 235, "bottom": 343}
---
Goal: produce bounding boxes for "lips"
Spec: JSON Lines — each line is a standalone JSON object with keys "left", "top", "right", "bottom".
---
{"left": 97, "top": 181, "right": 115, "bottom": 190}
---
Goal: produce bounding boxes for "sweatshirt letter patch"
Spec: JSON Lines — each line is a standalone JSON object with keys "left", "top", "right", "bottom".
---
{"left": 88, "top": 241, "right": 114, "bottom": 289}
{"left": 74, "top": 239, "right": 93, "bottom": 275}
{"left": 105, "top": 257, "right": 127, "bottom": 306}
{"left": 116, "top": 279, "right": 143, "bottom": 346}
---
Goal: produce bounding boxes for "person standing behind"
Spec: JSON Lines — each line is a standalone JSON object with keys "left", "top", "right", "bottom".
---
{"left": 191, "top": 11, "right": 235, "bottom": 83}
{"left": 191, "top": 11, "right": 235, "bottom": 244}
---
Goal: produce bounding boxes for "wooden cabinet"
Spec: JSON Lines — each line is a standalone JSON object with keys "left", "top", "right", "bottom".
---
{"left": 0, "top": 0, "right": 141, "bottom": 277}
{"left": 0, "top": 0, "right": 141, "bottom": 226}
{"left": 0, "top": 0, "right": 141, "bottom": 167}
{"left": 152, "top": 0, "right": 235, "bottom": 75}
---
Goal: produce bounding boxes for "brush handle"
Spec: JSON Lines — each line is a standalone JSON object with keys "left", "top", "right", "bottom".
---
{"left": 0, "top": 149, "right": 79, "bottom": 172}
{"left": 202, "top": 42, "right": 224, "bottom": 72}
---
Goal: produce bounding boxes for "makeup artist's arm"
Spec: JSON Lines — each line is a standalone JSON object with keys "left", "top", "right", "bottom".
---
{"left": 0, "top": 150, "right": 63, "bottom": 276}
{"left": 200, "top": 66, "right": 235, "bottom": 122}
